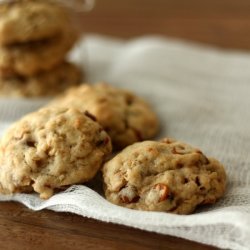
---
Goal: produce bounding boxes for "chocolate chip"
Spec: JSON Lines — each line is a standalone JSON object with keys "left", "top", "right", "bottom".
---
{"left": 204, "top": 156, "right": 210, "bottom": 164}
{"left": 26, "top": 140, "right": 35, "bottom": 147}
{"left": 131, "top": 196, "right": 140, "bottom": 203}
{"left": 96, "top": 137, "right": 110, "bottom": 147}
{"left": 196, "top": 150, "right": 210, "bottom": 164}
{"left": 35, "top": 159, "right": 43, "bottom": 168}
{"left": 133, "top": 128, "right": 142, "bottom": 141}
{"left": 195, "top": 176, "right": 201, "bottom": 186}
{"left": 84, "top": 111, "right": 97, "bottom": 121}
{"left": 126, "top": 96, "right": 134, "bottom": 105}
{"left": 168, "top": 192, "right": 175, "bottom": 201}
{"left": 176, "top": 163, "right": 183, "bottom": 168}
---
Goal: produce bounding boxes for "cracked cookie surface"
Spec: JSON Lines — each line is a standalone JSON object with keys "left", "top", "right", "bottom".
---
{"left": 48, "top": 83, "right": 159, "bottom": 149}
{"left": 0, "top": 107, "right": 112, "bottom": 199}
{"left": 0, "top": 61, "right": 82, "bottom": 97}
{"left": 102, "top": 138, "right": 226, "bottom": 214}
{"left": 0, "top": 0, "right": 73, "bottom": 46}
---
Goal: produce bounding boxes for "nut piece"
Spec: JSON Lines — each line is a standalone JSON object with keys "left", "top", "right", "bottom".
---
{"left": 119, "top": 185, "right": 139, "bottom": 203}
{"left": 154, "top": 183, "right": 169, "bottom": 202}
{"left": 146, "top": 183, "right": 169, "bottom": 204}
{"left": 172, "top": 145, "right": 186, "bottom": 155}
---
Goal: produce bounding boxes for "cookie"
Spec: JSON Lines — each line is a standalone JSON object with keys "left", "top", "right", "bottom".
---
{"left": 0, "top": 27, "right": 77, "bottom": 76}
{"left": 48, "top": 83, "right": 159, "bottom": 149}
{"left": 102, "top": 138, "right": 226, "bottom": 214}
{"left": 0, "top": 61, "right": 82, "bottom": 97}
{"left": 0, "top": 0, "right": 72, "bottom": 45}
{"left": 0, "top": 107, "right": 112, "bottom": 199}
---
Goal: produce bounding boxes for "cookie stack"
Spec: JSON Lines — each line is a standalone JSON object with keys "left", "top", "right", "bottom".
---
{"left": 0, "top": 0, "right": 82, "bottom": 97}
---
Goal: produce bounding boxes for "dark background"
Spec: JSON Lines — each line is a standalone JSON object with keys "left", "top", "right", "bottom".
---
{"left": 78, "top": 0, "right": 250, "bottom": 50}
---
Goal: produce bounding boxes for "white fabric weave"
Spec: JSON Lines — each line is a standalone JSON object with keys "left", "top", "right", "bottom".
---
{"left": 1, "top": 35, "right": 250, "bottom": 250}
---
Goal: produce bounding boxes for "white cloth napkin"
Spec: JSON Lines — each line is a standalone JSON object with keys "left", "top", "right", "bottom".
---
{"left": 1, "top": 35, "right": 250, "bottom": 250}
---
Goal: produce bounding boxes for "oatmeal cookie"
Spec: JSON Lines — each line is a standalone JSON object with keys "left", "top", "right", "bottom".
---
{"left": 0, "top": 61, "right": 82, "bottom": 97}
{"left": 48, "top": 83, "right": 159, "bottom": 149}
{"left": 0, "top": 0, "right": 72, "bottom": 45}
{"left": 0, "top": 28, "right": 77, "bottom": 76}
{"left": 0, "top": 107, "right": 112, "bottom": 199}
{"left": 102, "top": 138, "right": 226, "bottom": 214}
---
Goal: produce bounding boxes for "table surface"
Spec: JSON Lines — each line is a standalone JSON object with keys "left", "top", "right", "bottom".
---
{"left": 1, "top": 0, "right": 248, "bottom": 249}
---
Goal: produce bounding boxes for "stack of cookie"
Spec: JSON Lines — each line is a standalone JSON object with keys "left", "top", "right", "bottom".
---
{"left": 0, "top": 0, "right": 82, "bottom": 97}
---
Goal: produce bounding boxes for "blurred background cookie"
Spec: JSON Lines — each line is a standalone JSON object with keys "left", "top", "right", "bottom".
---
{"left": 0, "top": 29, "right": 77, "bottom": 76}
{"left": 0, "top": 0, "right": 82, "bottom": 97}
{"left": 0, "top": 0, "right": 74, "bottom": 46}
{"left": 0, "top": 61, "right": 82, "bottom": 97}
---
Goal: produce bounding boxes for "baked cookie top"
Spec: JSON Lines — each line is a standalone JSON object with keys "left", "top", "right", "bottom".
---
{"left": 48, "top": 83, "right": 159, "bottom": 149}
{"left": 102, "top": 138, "right": 226, "bottom": 214}
{"left": 0, "top": 0, "right": 72, "bottom": 45}
{"left": 0, "top": 107, "right": 112, "bottom": 199}
{"left": 0, "top": 27, "right": 77, "bottom": 76}
{"left": 0, "top": 61, "right": 82, "bottom": 97}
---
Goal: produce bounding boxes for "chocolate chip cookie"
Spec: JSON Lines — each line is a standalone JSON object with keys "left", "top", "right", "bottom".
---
{"left": 102, "top": 138, "right": 226, "bottom": 214}
{"left": 0, "top": 107, "right": 112, "bottom": 199}
{"left": 48, "top": 83, "right": 159, "bottom": 149}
